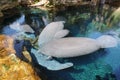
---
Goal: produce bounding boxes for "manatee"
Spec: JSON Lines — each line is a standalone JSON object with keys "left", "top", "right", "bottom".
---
{"left": 36, "top": 21, "right": 118, "bottom": 70}
{"left": 38, "top": 21, "right": 118, "bottom": 58}
{"left": 38, "top": 35, "right": 117, "bottom": 58}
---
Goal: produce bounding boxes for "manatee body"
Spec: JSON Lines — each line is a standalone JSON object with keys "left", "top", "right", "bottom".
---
{"left": 36, "top": 21, "right": 118, "bottom": 70}
{"left": 40, "top": 37, "right": 101, "bottom": 58}
{"left": 38, "top": 21, "right": 117, "bottom": 58}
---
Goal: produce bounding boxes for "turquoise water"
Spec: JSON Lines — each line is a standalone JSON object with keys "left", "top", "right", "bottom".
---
{"left": 0, "top": 6, "right": 120, "bottom": 80}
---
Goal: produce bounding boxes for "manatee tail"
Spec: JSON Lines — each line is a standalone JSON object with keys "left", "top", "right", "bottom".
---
{"left": 96, "top": 35, "right": 118, "bottom": 48}
{"left": 38, "top": 21, "right": 67, "bottom": 47}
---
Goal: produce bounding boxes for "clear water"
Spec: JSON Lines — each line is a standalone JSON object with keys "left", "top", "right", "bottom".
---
{"left": 0, "top": 5, "right": 120, "bottom": 80}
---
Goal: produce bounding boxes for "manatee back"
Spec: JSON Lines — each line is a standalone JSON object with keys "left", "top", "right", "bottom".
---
{"left": 40, "top": 38, "right": 101, "bottom": 58}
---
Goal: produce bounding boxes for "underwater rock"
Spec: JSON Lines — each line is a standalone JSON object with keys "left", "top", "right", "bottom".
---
{"left": 0, "top": 35, "right": 41, "bottom": 80}
{"left": 0, "top": 35, "right": 15, "bottom": 57}
{"left": 14, "top": 39, "right": 31, "bottom": 62}
{"left": 0, "top": 54, "right": 41, "bottom": 80}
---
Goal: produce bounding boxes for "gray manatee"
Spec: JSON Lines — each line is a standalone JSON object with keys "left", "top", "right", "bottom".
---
{"left": 38, "top": 35, "right": 117, "bottom": 58}
{"left": 36, "top": 21, "right": 117, "bottom": 70}
{"left": 38, "top": 21, "right": 117, "bottom": 58}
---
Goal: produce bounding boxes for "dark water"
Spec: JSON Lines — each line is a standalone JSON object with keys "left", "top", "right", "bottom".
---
{"left": 0, "top": 5, "right": 120, "bottom": 80}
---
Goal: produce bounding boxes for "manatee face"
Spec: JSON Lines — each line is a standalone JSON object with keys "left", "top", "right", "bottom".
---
{"left": 40, "top": 37, "right": 101, "bottom": 58}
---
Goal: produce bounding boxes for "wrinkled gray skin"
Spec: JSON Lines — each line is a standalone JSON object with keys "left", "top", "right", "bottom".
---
{"left": 31, "top": 48, "right": 73, "bottom": 70}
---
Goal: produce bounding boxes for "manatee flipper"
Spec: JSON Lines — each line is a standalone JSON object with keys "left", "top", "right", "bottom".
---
{"left": 54, "top": 29, "right": 69, "bottom": 39}
{"left": 31, "top": 48, "right": 73, "bottom": 70}
{"left": 47, "top": 62, "right": 73, "bottom": 71}
{"left": 37, "top": 49, "right": 52, "bottom": 60}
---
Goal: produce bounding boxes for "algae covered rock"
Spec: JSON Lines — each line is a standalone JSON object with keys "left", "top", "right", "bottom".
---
{"left": 0, "top": 54, "right": 41, "bottom": 80}
{"left": 0, "top": 35, "right": 15, "bottom": 58}
{"left": 0, "top": 35, "right": 41, "bottom": 80}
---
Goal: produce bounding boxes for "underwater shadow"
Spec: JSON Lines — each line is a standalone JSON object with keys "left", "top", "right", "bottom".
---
{"left": 55, "top": 48, "right": 107, "bottom": 65}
